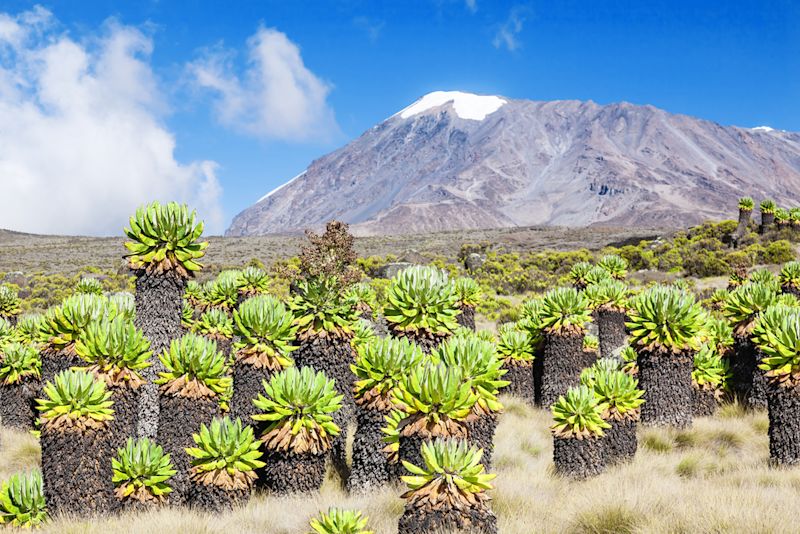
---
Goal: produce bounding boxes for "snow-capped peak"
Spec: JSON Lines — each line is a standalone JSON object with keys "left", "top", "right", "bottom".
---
{"left": 395, "top": 91, "right": 507, "bottom": 121}
{"left": 258, "top": 171, "right": 306, "bottom": 202}
{"left": 751, "top": 126, "right": 775, "bottom": 132}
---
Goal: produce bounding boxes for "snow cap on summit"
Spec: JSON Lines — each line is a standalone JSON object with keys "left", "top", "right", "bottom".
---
{"left": 395, "top": 91, "right": 507, "bottom": 121}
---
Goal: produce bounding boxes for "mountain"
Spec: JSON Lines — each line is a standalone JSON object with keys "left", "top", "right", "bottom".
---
{"left": 226, "top": 91, "right": 800, "bottom": 236}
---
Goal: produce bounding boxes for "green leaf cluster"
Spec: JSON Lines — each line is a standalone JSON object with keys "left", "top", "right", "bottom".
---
{"left": 194, "top": 308, "right": 234, "bottom": 339}
{"left": 392, "top": 363, "right": 476, "bottom": 425}
{"left": 75, "top": 316, "right": 152, "bottom": 377}
{"left": 156, "top": 333, "right": 231, "bottom": 397}
{"left": 582, "top": 368, "right": 644, "bottom": 420}
{"left": 124, "top": 201, "right": 207, "bottom": 277}
{"left": 186, "top": 417, "right": 265, "bottom": 477}
{"left": 41, "top": 294, "right": 112, "bottom": 352}
{"left": 550, "top": 385, "right": 610, "bottom": 439}
{"left": 402, "top": 438, "right": 495, "bottom": 497}
{"left": 584, "top": 279, "right": 628, "bottom": 310}
{"left": 495, "top": 327, "right": 533, "bottom": 363}
{"left": 538, "top": 287, "right": 591, "bottom": 333}
{"left": 722, "top": 282, "right": 777, "bottom": 328}
{"left": 432, "top": 337, "right": 508, "bottom": 413}
{"left": 75, "top": 278, "right": 103, "bottom": 296}
{"left": 291, "top": 277, "right": 358, "bottom": 336}
{"left": 597, "top": 255, "right": 628, "bottom": 280}
{"left": 780, "top": 261, "right": 800, "bottom": 290}
{"left": 0, "top": 342, "right": 41, "bottom": 385}
{"left": 233, "top": 295, "right": 297, "bottom": 369}
{"left": 738, "top": 197, "right": 754, "bottom": 211}
{"left": 351, "top": 336, "right": 425, "bottom": 407}
{"left": 626, "top": 285, "right": 705, "bottom": 353}
{"left": 384, "top": 266, "right": 459, "bottom": 335}
{"left": 309, "top": 508, "right": 373, "bottom": 534}
{"left": 0, "top": 286, "right": 20, "bottom": 320}
{"left": 36, "top": 369, "right": 114, "bottom": 426}
{"left": 453, "top": 277, "right": 481, "bottom": 307}
{"left": 0, "top": 471, "right": 47, "bottom": 528}
{"left": 237, "top": 266, "right": 270, "bottom": 297}
{"left": 112, "top": 437, "right": 176, "bottom": 501}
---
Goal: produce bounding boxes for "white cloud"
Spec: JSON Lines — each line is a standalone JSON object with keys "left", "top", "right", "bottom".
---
{"left": 493, "top": 6, "right": 529, "bottom": 51}
{"left": 188, "top": 27, "right": 339, "bottom": 142}
{"left": 0, "top": 7, "right": 223, "bottom": 236}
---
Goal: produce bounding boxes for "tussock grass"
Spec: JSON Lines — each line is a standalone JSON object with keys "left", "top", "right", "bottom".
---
{"left": 5, "top": 396, "right": 796, "bottom": 533}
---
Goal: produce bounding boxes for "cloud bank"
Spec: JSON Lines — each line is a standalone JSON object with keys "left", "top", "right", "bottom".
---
{"left": 0, "top": 7, "right": 223, "bottom": 236}
{"left": 188, "top": 27, "right": 339, "bottom": 142}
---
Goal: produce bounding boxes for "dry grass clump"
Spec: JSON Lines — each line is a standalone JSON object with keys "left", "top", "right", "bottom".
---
{"left": 3, "top": 395, "right": 797, "bottom": 533}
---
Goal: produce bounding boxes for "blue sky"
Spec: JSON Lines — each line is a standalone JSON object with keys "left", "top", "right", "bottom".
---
{"left": 0, "top": 1, "right": 797, "bottom": 235}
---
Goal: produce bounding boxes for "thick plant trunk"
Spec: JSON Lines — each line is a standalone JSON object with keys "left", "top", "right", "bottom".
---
{"left": 156, "top": 393, "right": 220, "bottom": 504}
{"left": 348, "top": 408, "right": 395, "bottom": 492}
{"left": 258, "top": 450, "right": 327, "bottom": 493}
{"left": 604, "top": 418, "right": 637, "bottom": 465}
{"left": 731, "top": 335, "right": 768, "bottom": 410}
{"left": 597, "top": 308, "right": 627, "bottom": 359}
{"left": 464, "top": 413, "right": 498, "bottom": 470}
{"left": 389, "top": 327, "right": 446, "bottom": 354}
{"left": 503, "top": 360, "right": 534, "bottom": 404}
{"left": 108, "top": 385, "right": 140, "bottom": 452}
{"left": 398, "top": 433, "right": 428, "bottom": 472}
{"left": 188, "top": 481, "right": 249, "bottom": 512}
{"left": 553, "top": 435, "right": 606, "bottom": 479}
{"left": 398, "top": 505, "right": 498, "bottom": 534}
{"left": 760, "top": 212, "right": 775, "bottom": 234}
{"left": 133, "top": 270, "right": 185, "bottom": 439}
{"left": 767, "top": 382, "right": 800, "bottom": 466}
{"left": 456, "top": 305, "right": 476, "bottom": 330}
{"left": 732, "top": 209, "right": 751, "bottom": 246}
{"left": 541, "top": 330, "right": 586, "bottom": 408}
{"left": 693, "top": 385, "right": 719, "bottom": 417}
{"left": 637, "top": 348, "right": 693, "bottom": 428}
{"left": 294, "top": 332, "right": 355, "bottom": 482}
{"left": 0, "top": 378, "right": 39, "bottom": 430}
{"left": 231, "top": 361, "right": 274, "bottom": 424}
{"left": 41, "top": 425, "right": 117, "bottom": 517}
{"left": 41, "top": 349, "right": 81, "bottom": 386}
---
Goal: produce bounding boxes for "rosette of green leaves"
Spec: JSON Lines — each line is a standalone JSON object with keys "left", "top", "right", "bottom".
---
{"left": 431, "top": 337, "right": 508, "bottom": 414}
{"left": 453, "top": 277, "right": 481, "bottom": 308}
{"left": 780, "top": 261, "right": 800, "bottom": 292}
{"left": 776, "top": 208, "right": 790, "bottom": 224}
{"left": 392, "top": 363, "right": 476, "bottom": 433}
{"left": 186, "top": 417, "right": 265, "bottom": 490}
{"left": 233, "top": 295, "right": 297, "bottom": 370}
{"left": 496, "top": 327, "right": 533, "bottom": 364}
{"left": 75, "top": 316, "right": 152, "bottom": 384}
{"left": 383, "top": 266, "right": 459, "bottom": 335}
{"left": 194, "top": 308, "right": 234, "bottom": 340}
{"left": 401, "top": 438, "right": 495, "bottom": 510}
{"left": 581, "top": 334, "right": 598, "bottom": 354}
{"left": 181, "top": 300, "right": 195, "bottom": 330}
{"left": 185, "top": 280, "right": 204, "bottom": 307}
{"left": 207, "top": 275, "right": 239, "bottom": 311}
{"left": 791, "top": 208, "right": 800, "bottom": 225}
{"left": 156, "top": 333, "right": 231, "bottom": 398}
{"left": 708, "top": 288, "right": 730, "bottom": 310}
{"left": 620, "top": 345, "right": 638, "bottom": 375}
{"left": 350, "top": 318, "right": 377, "bottom": 352}
{"left": 584, "top": 279, "right": 628, "bottom": 311}
{"left": 309, "top": 508, "right": 373, "bottom": 534}
{"left": 112, "top": 437, "right": 176, "bottom": 503}
{"left": 451, "top": 327, "right": 496, "bottom": 344}
{"left": 579, "top": 357, "right": 623, "bottom": 386}
{"left": 0, "top": 342, "right": 41, "bottom": 385}
{"left": 550, "top": 385, "right": 610, "bottom": 439}
{"left": 749, "top": 269, "right": 778, "bottom": 290}
{"left": 584, "top": 266, "right": 612, "bottom": 286}
{"left": 538, "top": 287, "right": 592, "bottom": 334}
{"left": 0, "top": 471, "right": 47, "bottom": 528}
{"left": 705, "top": 316, "right": 734, "bottom": 356}
{"left": 36, "top": 369, "right": 114, "bottom": 429}
{"left": 252, "top": 366, "right": 343, "bottom": 454}
{"left": 237, "top": 266, "right": 270, "bottom": 297}
{"left": 351, "top": 336, "right": 425, "bottom": 411}
{"left": 345, "top": 282, "right": 378, "bottom": 315}
{"left": 597, "top": 255, "right": 628, "bottom": 280}
{"left": 760, "top": 199, "right": 777, "bottom": 214}
{"left": 754, "top": 306, "right": 800, "bottom": 386}
{"left": 569, "top": 262, "right": 593, "bottom": 288}
{"left": 586, "top": 369, "right": 644, "bottom": 421}
{"left": 0, "top": 286, "right": 21, "bottom": 320}
{"left": 722, "top": 282, "right": 777, "bottom": 331}
{"left": 738, "top": 197, "right": 754, "bottom": 211}
{"left": 692, "top": 345, "right": 729, "bottom": 391}
{"left": 13, "top": 314, "right": 45, "bottom": 345}
{"left": 0, "top": 318, "right": 15, "bottom": 346}
{"left": 75, "top": 277, "right": 103, "bottom": 296}
{"left": 626, "top": 285, "right": 705, "bottom": 354}
{"left": 291, "top": 276, "right": 359, "bottom": 337}
{"left": 41, "top": 294, "right": 112, "bottom": 353}
{"left": 124, "top": 201, "right": 208, "bottom": 277}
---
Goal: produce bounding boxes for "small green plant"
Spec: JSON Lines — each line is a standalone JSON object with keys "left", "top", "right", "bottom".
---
{"left": 233, "top": 295, "right": 297, "bottom": 371}
{"left": 495, "top": 328, "right": 533, "bottom": 363}
{"left": 453, "top": 277, "right": 481, "bottom": 307}
{"left": 291, "top": 276, "right": 359, "bottom": 338}
{"left": 194, "top": 308, "right": 234, "bottom": 340}
{"left": 112, "top": 437, "right": 176, "bottom": 504}
{"left": 186, "top": 417, "right": 265, "bottom": 490}
{"left": 0, "top": 286, "right": 21, "bottom": 321}
{"left": 309, "top": 508, "right": 374, "bottom": 534}
{"left": 0, "top": 470, "right": 47, "bottom": 527}
{"left": 124, "top": 201, "right": 208, "bottom": 277}
{"left": 626, "top": 286, "right": 704, "bottom": 353}
{"left": 692, "top": 345, "right": 729, "bottom": 392}
{"left": 350, "top": 318, "right": 377, "bottom": 351}
{"left": 738, "top": 197, "right": 754, "bottom": 211}
{"left": 569, "top": 262, "right": 593, "bottom": 288}
{"left": 75, "top": 278, "right": 103, "bottom": 296}
{"left": 755, "top": 307, "right": 800, "bottom": 387}
{"left": 620, "top": 345, "right": 638, "bottom": 375}
{"left": 206, "top": 276, "right": 239, "bottom": 311}
{"left": 237, "top": 266, "right": 270, "bottom": 298}
{"left": 401, "top": 438, "right": 495, "bottom": 512}
{"left": 551, "top": 385, "right": 610, "bottom": 439}
{"left": 36, "top": 369, "right": 114, "bottom": 430}
{"left": 598, "top": 255, "right": 628, "bottom": 280}
{"left": 585, "top": 279, "right": 628, "bottom": 311}
{"left": 723, "top": 282, "right": 777, "bottom": 332}
{"left": 384, "top": 266, "right": 460, "bottom": 335}
{"left": 583, "top": 334, "right": 600, "bottom": 352}
{"left": 0, "top": 342, "right": 41, "bottom": 385}
{"left": 351, "top": 336, "right": 425, "bottom": 412}
{"left": 584, "top": 266, "right": 612, "bottom": 286}
{"left": 156, "top": 333, "right": 231, "bottom": 398}
{"left": 12, "top": 314, "right": 45, "bottom": 345}
{"left": 252, "top": 366, "right": 343, "bottom": 455}
{"left": 345, "top": 282, "right": 378, "bottom": 316}
{"left": 41, "top": 294, "right": 111, "bottom": 353}
{"left": 779, "top": 261, "right": 800, "bottom": 292}
{"left": 586, "top": 370, "right": 644, "bottom": 421}
{"left": 760, "top": 199, "right": 777, "bottom": 215}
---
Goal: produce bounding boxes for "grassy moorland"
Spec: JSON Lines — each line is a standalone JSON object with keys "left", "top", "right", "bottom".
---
{"left": 1, "top": 397, "right": 793, "bottom": 534}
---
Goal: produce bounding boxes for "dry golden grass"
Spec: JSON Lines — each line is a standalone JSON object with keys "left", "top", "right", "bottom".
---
{"left": 5, "top": 397, "right": 798, "bottom": 533}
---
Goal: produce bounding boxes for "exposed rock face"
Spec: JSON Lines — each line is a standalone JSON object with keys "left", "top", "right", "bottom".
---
{"left": 227, "top": 92, "right": 800, "bottom": 237}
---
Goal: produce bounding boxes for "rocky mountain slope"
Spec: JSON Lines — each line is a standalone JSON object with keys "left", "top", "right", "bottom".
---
{"left": 227, "top": 91, "right": 800, "bottom": 236}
